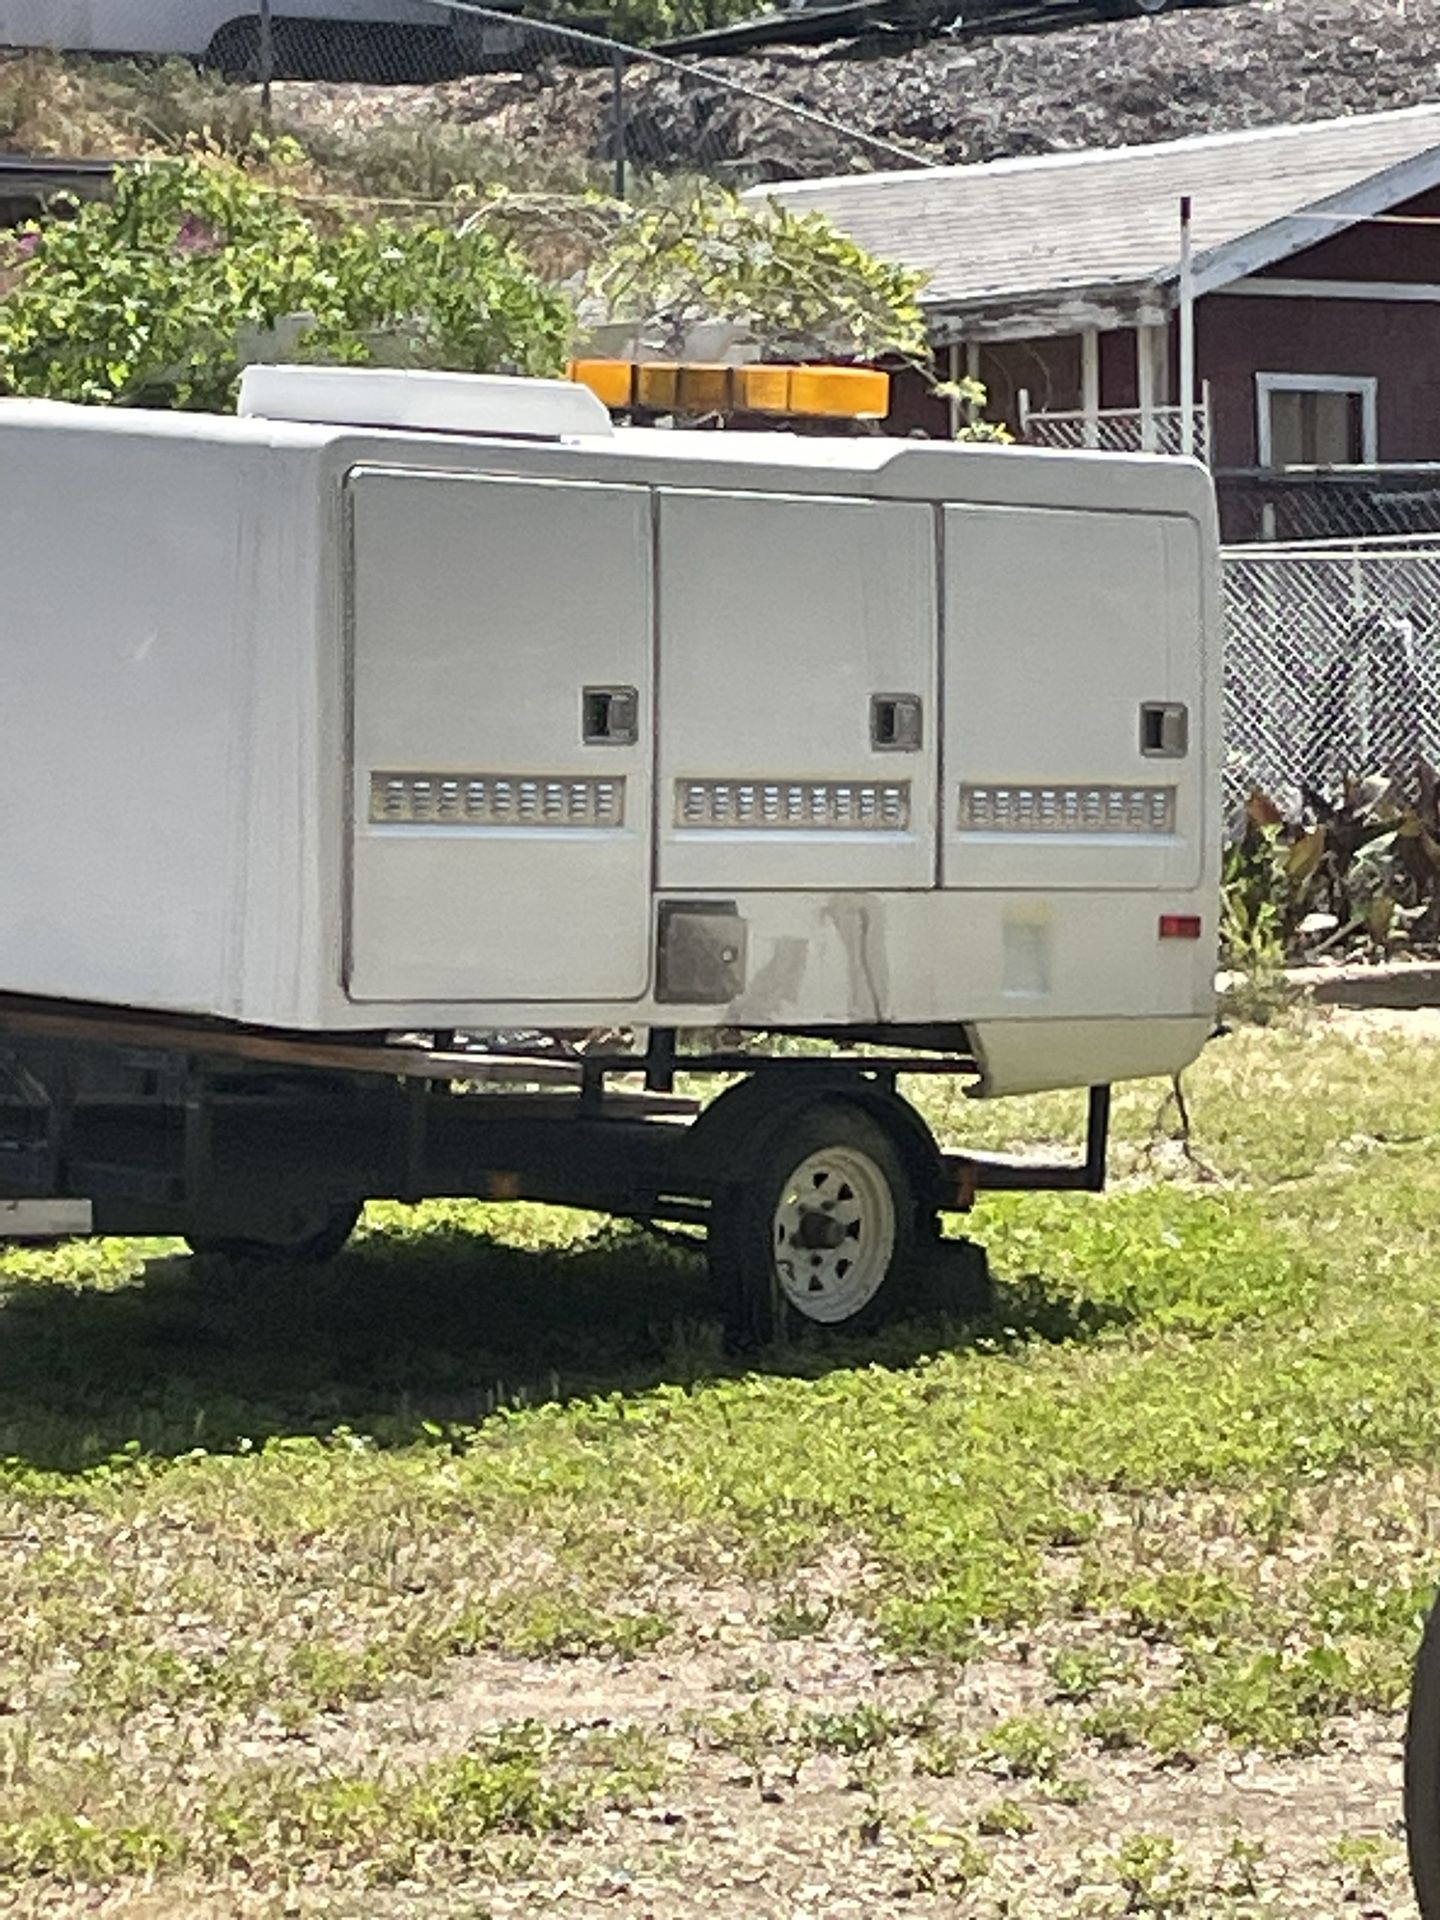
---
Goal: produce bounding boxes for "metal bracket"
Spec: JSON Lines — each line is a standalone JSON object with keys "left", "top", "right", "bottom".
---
{"left": 945, "top": 1085, "right": 1111, "bottom": 1210}
{"left": 656, "top": 901, "right": 747, "bottom": 1005}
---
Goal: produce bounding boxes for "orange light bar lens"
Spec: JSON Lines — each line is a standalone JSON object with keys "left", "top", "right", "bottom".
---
{"left": 566, "top": 358, "right": 634, "bottom": 408}
{"left": 635, "top": 362, "right": 680, "bottom": 410}
{"left": 675, "top": 364, "right": 732, "bottom": 414}
{"left": 788, "top": 365, "right": 890, "bottom": 420}
{"left": 565, "top": 358, "right": 890, "bottom": 422}
{"left": 735, "top": 364, "right": 792, "bottom": 414}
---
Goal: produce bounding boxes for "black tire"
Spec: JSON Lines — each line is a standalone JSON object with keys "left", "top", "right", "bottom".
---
{"left": 271, "top": 19, "right": 327, "bottom": 78}
{"left": 1406, "top": 1589, "right": 1440, "bottom": 1915}
{"left": 185, "top": 1200, "right": 361, "bottom": 1266}
{"left": 271, "top": 19, "right": 459, "bottom": 82}
{"left": 708, "top": 1100, "right": 924, "bottom": 1346}
{"left": 204, "top": 18, "right": 261, "bottom": 79}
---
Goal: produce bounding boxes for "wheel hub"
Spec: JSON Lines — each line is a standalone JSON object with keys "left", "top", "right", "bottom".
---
{"left": 772, "top": 1144, "right": 898, "bottom": 1326}
{"left": 792, "top": 1207, "right": 848, "bottom": 1252}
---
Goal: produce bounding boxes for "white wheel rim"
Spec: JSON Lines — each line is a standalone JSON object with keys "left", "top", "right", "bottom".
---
{"left": 773, "top": 1143, "right": 897, "bottom": 1325}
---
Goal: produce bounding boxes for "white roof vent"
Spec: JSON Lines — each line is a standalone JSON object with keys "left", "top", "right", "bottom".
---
{"left": 237, "top": 364, "right": 613, "bottom": 440}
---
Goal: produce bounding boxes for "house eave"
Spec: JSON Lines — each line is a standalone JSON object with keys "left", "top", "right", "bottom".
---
{"left": 920, "top": 136, "right": 1440, "bottom": 346}
{"left": 924, "top": 282, "right": 1169, "bottom": 345}
{"left": 1168, "top": 141, "right": 1440, "bottom": 299}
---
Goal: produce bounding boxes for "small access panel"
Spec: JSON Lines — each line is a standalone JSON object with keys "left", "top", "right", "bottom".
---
{"left": 346, "top": 470, "right": 654, "bottom": 1003}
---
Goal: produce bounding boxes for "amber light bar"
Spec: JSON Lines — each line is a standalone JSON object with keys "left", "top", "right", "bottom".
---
{"left": 566, "top": 359, "right": 890, "bottom": 422}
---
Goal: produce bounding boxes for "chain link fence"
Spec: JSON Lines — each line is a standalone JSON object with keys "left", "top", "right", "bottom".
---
{"left": 1222, "top": 538, "right": 1440, "bottom": 809}
{"left": 196, "top": 0, "right": 937, "bottom": 189}
{"left": 1217, "top": 468, "right": 1440, "bottom": 546}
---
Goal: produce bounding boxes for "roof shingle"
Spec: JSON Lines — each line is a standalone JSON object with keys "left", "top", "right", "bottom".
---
{"left": 753, "top": 104, "right": 1440, "bottom": 317}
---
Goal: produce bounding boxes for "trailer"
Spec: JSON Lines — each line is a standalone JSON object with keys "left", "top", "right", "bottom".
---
{"left": 0, "top": 364, "right": 1219, "bottom": 1339}
{"left": 0, "top": 1, "right": 534, "bottom": 79}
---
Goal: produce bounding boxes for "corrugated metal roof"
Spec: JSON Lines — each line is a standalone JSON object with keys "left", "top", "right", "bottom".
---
{"left": 755, "top": 105, "right": 1440, "bottom": 316}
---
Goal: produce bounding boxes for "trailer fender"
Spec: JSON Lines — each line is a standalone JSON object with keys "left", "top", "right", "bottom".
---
{"left": 685, "top": 1071, "right": 946, "bottom": 1216}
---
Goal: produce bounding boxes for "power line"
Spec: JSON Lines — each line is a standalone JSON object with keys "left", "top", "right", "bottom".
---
{"left": 444, "top": 0, "right": 940, "bottom": 173}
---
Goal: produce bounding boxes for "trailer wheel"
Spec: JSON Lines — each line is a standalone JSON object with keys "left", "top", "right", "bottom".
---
{"left": 184, "top": 1200, "right": 360, "bottom": 1266}
{"left": 1406, "top": 1588, "right": 1440, "bottom": 1915}
{"left": 710, "top": 1101, "right": 922, "bottom": 1344}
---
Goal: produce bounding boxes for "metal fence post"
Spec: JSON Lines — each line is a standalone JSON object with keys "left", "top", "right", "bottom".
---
{"left": 612, "top": 50, "right": 627, "bottom": 201}
{"left": 259, "top": 0, "right": 275, "bottom": 129}
{"left": 1179, "top": 196, "right": 1195, "bottom": 458}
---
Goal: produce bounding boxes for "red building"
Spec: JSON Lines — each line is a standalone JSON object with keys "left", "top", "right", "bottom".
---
{"left": 761, "top": 106, "right": 1440, "bottom": 541}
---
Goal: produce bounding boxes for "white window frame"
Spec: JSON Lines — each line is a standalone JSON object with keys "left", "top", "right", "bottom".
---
{"left": 1255, "top": 372, "right": 1379, "bottom": 468}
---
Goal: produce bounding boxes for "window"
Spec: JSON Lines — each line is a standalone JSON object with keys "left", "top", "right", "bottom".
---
{"left": 1256, "top": 374, "right": 1378, "bottom": 468}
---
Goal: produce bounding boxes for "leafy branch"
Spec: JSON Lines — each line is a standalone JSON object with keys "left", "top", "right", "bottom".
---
{"left": 0, "top": 149, "right": 999, "bottom": 439}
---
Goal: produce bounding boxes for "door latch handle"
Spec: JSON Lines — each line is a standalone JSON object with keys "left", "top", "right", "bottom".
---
{"left": 583, "top": 685, "right": 639, "bottom": 746}
{"left": 1140, "top": 702, "right": 1188, "bottom": 757}
{"left": 871, "top": 693, "right": 923, "bottom": 752}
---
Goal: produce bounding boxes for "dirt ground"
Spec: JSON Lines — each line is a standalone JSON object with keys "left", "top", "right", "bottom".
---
{"left": 87, "top": 1605, "right": 1414, "bottom": 1919}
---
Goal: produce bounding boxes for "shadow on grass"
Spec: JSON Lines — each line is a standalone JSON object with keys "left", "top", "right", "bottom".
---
{"left": 0, "top": 1221, "right": 1133, "bottom": 1471}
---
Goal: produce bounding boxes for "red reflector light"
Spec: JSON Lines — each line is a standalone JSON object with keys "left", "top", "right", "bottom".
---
{"left": 1159, "top": 914, "right": 1203, "bottom": 940}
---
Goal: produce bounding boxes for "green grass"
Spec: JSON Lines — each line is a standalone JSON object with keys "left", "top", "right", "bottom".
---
{"left": 1, "top": 1010, "right": 1437, "bottom": 1907}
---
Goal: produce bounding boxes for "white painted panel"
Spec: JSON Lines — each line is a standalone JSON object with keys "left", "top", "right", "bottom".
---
{"left": 0, "top": 1200, "right": 93, "bottom": 1239}
{"left": 0, "top": 423, "right": 269, "bottom": 1019}
{"left": 0, "top": 2, "right": 447, "bottom": 57}
{"left": 347, "top": 471, "right": 653, "bottom": 1003}
{"left": 942, "top": 506, "right": 1206, "bottom": 891}
{"left": 658, "top": 490, "right": 936, "bottom": 891}
{"left": 969, "top": 1016, "right": 1212, "bottom": 1098}
{"left": 700, "top": 886, "right": 1215, "bottom": 1030}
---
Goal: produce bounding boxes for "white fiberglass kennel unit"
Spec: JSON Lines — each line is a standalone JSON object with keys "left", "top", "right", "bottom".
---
{"left": 0, "top": 365, "right": 1218, "bottom": 1094}
{"left": 0, "top": 367, "right": 1220, "bottom": 1334}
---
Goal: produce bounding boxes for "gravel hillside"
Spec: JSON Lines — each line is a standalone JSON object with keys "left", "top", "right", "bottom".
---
{"left": 275, "top": 0, "right": 1440, "bottom": 180}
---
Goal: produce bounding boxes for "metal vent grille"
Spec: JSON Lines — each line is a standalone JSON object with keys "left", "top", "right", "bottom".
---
{"left": 675, "top": 779, "right": 911, "bottom": 831}
{"left": 958, "top": 784, "right": 1176, "bottom": 835}
{"left": 369, "top": 772, "right": 625, "bottom": 828}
